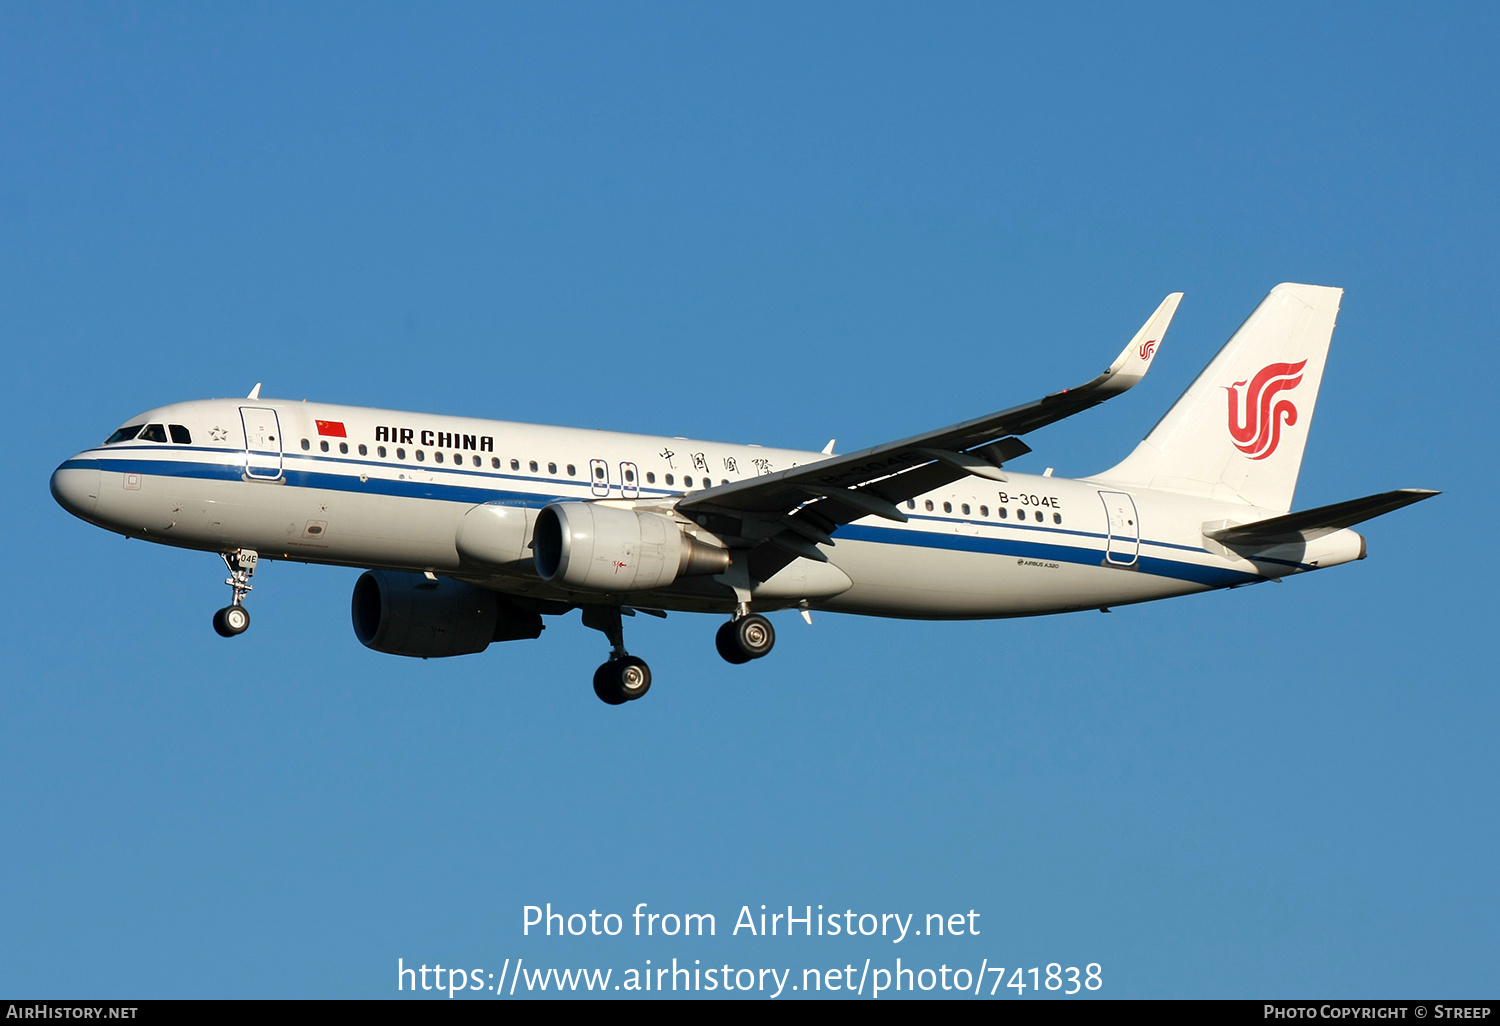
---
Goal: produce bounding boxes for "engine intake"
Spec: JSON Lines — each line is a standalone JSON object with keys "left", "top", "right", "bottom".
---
{"left": 351, "top": 570, "right": 543, "bottom": 658}
{"left": 532, "top": 502, "right": 729, "bottom": 592}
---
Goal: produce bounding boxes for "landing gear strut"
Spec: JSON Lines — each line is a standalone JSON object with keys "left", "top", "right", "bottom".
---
{"left": 716, "top": 612, "right": 775, "bottom": 664}
{"left": 582, "top": 605, "right": 652, "bottom": 705}
{"left": 213, "top": 549, "right": 258, "bottom": 638}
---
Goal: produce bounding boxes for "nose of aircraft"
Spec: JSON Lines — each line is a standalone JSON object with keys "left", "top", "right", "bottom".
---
{"left": 51, "top": 458, "right": 101, "bottom": 520}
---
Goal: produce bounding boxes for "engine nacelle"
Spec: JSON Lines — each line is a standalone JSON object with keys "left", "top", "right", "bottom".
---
{"left": 532, "top": 502, "right": 729, "bottom": 592}
{"left": 351, "top": 570, "right": 543, "bottom": 658}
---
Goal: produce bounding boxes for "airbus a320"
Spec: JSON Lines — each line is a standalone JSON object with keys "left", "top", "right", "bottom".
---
{"left": 51, "top": 283, "right": 1436, "bottom": 704}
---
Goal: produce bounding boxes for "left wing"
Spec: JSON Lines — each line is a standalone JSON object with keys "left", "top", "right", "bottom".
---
{"left": 677, "top": 292, "right": 1183, "bottom": 575}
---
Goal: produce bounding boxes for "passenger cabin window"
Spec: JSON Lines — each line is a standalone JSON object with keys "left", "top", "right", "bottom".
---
{"left": 301, "top": 438, "right": 310, "bottom": 450}
{"left": 529, "top": 460, "right": 538, "bottom": 473}
{"left": 358, "top": 444, "right": 367, "bottom": 455}
{"left": 139, "top": 424, "right": 168, "bottom": 443}
{"left": 396, "top": 448, "right": 406, "bottom": 460}
{"left": 665, "top": 474, "right": 674, "bottom": 486}
{"left": 434, "top": 451, "right": 443, "bottom": 463}
{"left": 980, "top": 505, "right": 989, "bottom": 517}
{"left": 491, "top": 457, "right": 500, "bottom": 468}
{"left": 416, "top": 450, "right": 425, "bottom": 462}
{"left": 377, "top": 446, "right": 387, "bottom": 457}
{"left": 961, "top": 503, "right": 970, "bottom": 515}
{"left": 548, "top": 462, "right": 557, "bottom": 474}
{"left": 1034, "top": 510, "right": 1043, "bottom": 522}
{"left": 567, "top": 464, "right": 576, "bottom": 476}
{"left": 907, "top": 500, "right": 916, "bottom": 509}
{"left": 472, "top": 455, "right": 480, "bottom": 467}
{"left": 169, "top": 424, "right": 191, "bottom": 444}
{"left": 924, "top": 500, "right": 934, "bottom": 511}
{"left": 943, "top": 501, "right": 952, "bottom": 513}
{"left": 510, "top": 459, "right": 519, "bottom": 470}
{"left": 340, "top": 442, "right": 348, "bottom": 454}
{"left": 999, "top": 507, "right": 1008, "bottom": 519}
{"left": 1053, "top": 512, "right": 1063, "bottom": 524}
{"left": 105, "top": 425, "right": 143, "bottom": 444}
{"left": 320, "top": 440, "right": 329, "bottom": 452}
{"left": 684, "top": 476, "right": 693, "bottom": 487}
{"left": 646, "top": 472, "right": 656, "bottom": 484}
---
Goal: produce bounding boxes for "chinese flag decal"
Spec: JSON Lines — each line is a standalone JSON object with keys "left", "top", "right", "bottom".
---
{"left": 315, "top": 420, "right": 347, "bottom": 437}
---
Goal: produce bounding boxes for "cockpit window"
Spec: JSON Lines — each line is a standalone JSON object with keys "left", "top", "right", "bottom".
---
{"left": 104, "top": 425, "right": 143, "bottom": 444}
{"left": 169, "top": 424, "right": 192, "bottom": 444}
{"left": 138, "top": 424, "right": 168, "bottom": 443}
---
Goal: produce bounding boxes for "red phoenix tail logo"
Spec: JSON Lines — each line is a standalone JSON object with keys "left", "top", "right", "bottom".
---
{"left": 1138, "top": 338, "right": 1157, "bottom": 360}
{"left": 1226, "top": 360, "right": 1306, "bottom": 460}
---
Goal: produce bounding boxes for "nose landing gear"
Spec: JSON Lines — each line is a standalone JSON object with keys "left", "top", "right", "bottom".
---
{"left": 213, "top": 549, "right": 258, "bottom": 638}
{"left": 715, "top": 611, "right": 775, "bottom": 664}
{"left": 582, "top": 605, "right": 652, "bottom": 705}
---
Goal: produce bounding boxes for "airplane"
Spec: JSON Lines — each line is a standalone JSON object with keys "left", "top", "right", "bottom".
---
{"left": 51, "top": 283, "right": 1436, "bottom": 705}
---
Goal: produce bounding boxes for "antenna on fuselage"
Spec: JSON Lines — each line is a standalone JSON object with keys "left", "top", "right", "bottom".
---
{"left": 822, "top": 439, "right": 836, "bottom": 455}
{"left": 247, "top": 383, "right": 262, "bottom": 400}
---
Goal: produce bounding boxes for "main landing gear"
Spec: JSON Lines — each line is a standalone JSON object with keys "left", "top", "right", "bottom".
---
{"left": 212, "top": 549, "right": 258, "bottom": 638}
{"left": 715, "top": 611, "right": 775, "bottom": 665}
{"left": 580, "top": 605, "right": 778, "bottom": 705}
{"left": 582, "top": 606, "right": 652, "bottom": 706}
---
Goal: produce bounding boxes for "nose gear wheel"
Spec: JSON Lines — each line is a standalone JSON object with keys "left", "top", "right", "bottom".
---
{"left": 213, "top": 605, "right": 251, "bottom": 637}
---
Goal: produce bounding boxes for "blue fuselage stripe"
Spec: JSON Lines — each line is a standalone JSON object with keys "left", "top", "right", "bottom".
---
{"left": 78, "top": 451, "right": 1264, "bottom": 588}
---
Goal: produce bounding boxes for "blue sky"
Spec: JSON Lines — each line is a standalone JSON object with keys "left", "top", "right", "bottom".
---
{"left": 2, "top": 2, "right": 1495, "bottom": 999}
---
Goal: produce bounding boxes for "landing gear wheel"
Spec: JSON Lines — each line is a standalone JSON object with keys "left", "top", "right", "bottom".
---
{"left": 717, "top": 613, "right": 775, "bottom": 663}
{"left": 593, "top": 663, "right": 628, "bottom": 705}
{"left": 715, "top": 621, "right": 752, "bottom": 664}
{"left": 616, "top": 656, "right": 651, "bottom": 700}
{"left": 213, "top": 605, "right": 251, "bottom": 638}
{"left": 593, "top": 657, "right": 652, "bottom": 704}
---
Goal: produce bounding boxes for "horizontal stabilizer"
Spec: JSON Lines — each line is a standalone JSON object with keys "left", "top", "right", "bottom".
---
{"left": 1204, "top": 488, "right": 1439, "bottom": 545}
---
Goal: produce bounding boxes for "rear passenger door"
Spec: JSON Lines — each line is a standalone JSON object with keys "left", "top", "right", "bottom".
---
{"left": 1098, "top": 491, "right": 1139, "bottom": 566}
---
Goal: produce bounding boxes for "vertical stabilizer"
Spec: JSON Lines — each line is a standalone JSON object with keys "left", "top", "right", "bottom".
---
{"left": 1093, "top": 283, "right": 1342, "bottom": 511}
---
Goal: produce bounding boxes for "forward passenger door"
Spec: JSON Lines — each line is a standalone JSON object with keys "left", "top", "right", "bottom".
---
{"left": 240, "top": 407, "right": 283, "bottom": 481}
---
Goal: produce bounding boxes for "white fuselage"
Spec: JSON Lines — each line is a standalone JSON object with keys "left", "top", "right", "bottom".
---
{"left": 51, "top": 397, "right": 1364, "bottom": 620}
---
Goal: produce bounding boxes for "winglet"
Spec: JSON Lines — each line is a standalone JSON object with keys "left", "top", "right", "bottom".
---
{"left": 1104, "top": 292, "right": 1182, "bottom": 393}
{"left": 1091, "top": 292, "right": 1183, "bottom": 397}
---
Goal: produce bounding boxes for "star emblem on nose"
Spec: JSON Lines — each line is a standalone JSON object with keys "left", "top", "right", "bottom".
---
{"left": 209, "top": 426, "right": 228, "bottom": 442}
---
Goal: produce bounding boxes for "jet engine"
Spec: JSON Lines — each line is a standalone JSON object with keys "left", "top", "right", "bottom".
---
{"left": 351, "top": 570, "right": 543, "bottom": 658}
{"left": 532, "top": 502, "right": 729, "bottom": 592}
